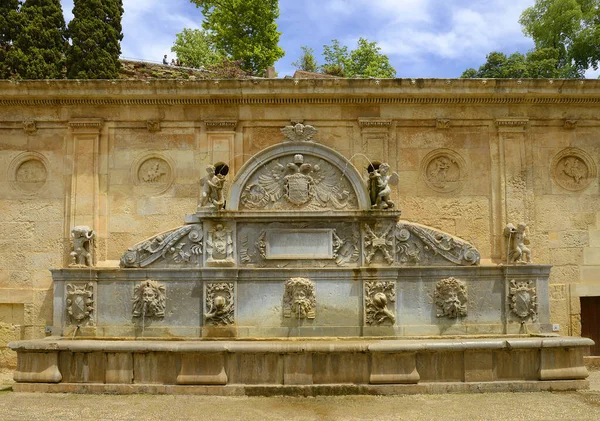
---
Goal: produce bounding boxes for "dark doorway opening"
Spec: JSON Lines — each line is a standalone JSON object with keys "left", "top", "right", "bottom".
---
{"left": 581, "top": 296, "right": 600, "bottom": 356}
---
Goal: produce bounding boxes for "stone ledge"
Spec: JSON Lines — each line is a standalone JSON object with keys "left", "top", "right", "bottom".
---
{"left": 12, "top": 379, "right": 589, "bottom": 396}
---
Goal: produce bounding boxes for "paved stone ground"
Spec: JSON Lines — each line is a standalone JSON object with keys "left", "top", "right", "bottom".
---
{"left": 1, "top": 369, "right": 600, "bottom": 421}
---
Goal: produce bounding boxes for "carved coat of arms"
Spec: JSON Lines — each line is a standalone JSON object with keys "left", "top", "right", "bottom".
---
{"left": 509, "top": 279, "right": 537, "bottom": 321}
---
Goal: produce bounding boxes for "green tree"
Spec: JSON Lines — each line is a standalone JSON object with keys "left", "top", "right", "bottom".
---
{"left": 66, "top": 0, "right": 124, "bottom": 79}
{"left": 171, "top": 28, "right": 223, "bottom": 68}
{"left": 8, "top": 0, "right": 67, "bottom": 79}
{"left": 321, "top": 38, "right": 396, "bottom": 78}
{"left": 519, "top": 0, "right": 600, "bottom": 73}
{"left": 0, "top": 0, "right": 20, "bottom": 78}
{"left": 292, "top": 46, "right": 318, "bottom": 73}
{"left": 190, "top": 0, "right": 285, "bottom": 75}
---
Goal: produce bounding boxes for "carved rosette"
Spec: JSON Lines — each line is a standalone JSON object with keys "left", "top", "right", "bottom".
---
{"left": 66, "top": 283, "right": 94, "bottom": 326}
{"left": 365, "top": 281, "right": 396, "bottom": 326}
{"left": 283, "top": 278, "right": 316, "bottom": 320}
{"left": 421, "top": 149, "right": 467, "bottom": 193}
{"left": 395, "top": 222, "right": 480, "bottom": 266}
{"left": 551, "top": 147, "right": 597, "bottom": 191}
{"left": 509, "top": 279, "right": 537, "bottom": 321}
{"left": 204, "top": 282, "right": 235, "bottom": 326}
{"left": 363, "top": 222, "right": 395, "bottom": 265}
{"left": 120, "top": 224, "right": 203, "bottom": 268}
{"left": 434, "top": 277, "right": 468, "bottom": 319}
{"left": 132, "top": 280, "right": 166, "bottom": 319}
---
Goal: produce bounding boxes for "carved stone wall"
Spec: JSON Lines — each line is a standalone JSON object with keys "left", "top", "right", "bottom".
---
{"left": 1, "top": 79, "right": 600, "bottom": 367}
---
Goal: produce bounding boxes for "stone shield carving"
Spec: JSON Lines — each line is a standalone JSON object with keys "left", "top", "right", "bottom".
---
{"left": 365, "top": 281, "right": 396, "bottom": 325}
{"left": 206, "top": 224, "right": 235, "bottom": 266}
{"left": 283, "top": 278, "right": 316, "bottom": 320}
{"left": 120, "top": 224, "right": 203, "bottom": 268}
{"left": 552, "top": 147, "right": 597, "bottom": 191}
{"left": 205, "top": 282, "right": 235, "bottom": 326}
{"left": 434, "top": 277, "right": 468, "bottom": 318}
{"left": 509, "top": 279, "right": 537, "bottom": 321}
{"left": 421, "top": 149, "right": 467, "bottom": 193}
{"left": 66, "top": 283, "right": 94, "bottom": 326}
{"left": 132, "top": 280, "right": 166, "bottom": 319}
{"left": 239, "top": 153, "right": 358, "bottom": 210}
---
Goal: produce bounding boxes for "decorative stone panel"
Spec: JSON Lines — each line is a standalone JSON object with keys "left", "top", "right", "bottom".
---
{"left": 131, "top": 153, "right": 174, "bottom": 194}
{"left": 551, "top": 147, "right": 597, "bottom": 191}
{"left": 420, "top": 149, "right": 467, "bottom": 193}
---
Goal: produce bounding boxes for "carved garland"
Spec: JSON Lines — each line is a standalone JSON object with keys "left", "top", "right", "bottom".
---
{"left": 205, "top": 282, "right": 235, "bottom": 326}
{"left": 365, "top": 281, "right": 396, "bottom": 325}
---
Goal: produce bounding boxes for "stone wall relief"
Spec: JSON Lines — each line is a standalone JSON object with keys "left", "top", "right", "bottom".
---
{"left": 434, "top": 277, "right": 468, "bottom": 319}
{"left": 204, "top": 282, "right": 235, "bottom": 326}
{"left": 551, "top": 147, "right": 597, "bottom": 191}
{"left": 504, "top": 222, "right": 532, "bottom": 264}
{"left": 9, "top": 152, "right": 49, "bottom": 195}
{"left": 239, "top": 154, "right": 358, "bottom": 211}
{"left": 131, "top": 153, "right": 174, "bottom": 195}
{"left": 199, "top": 163, "right": 229, "bottom": 211}
{"left": 283, "top": 277, "right": 316, "bottom": 320}
{"left": 69, "top": 226, "right": 95, "bottom": 267}
{"left": 206, "top": 223, "right": 235, "bottom": 266}
{"left": 146, "top": 120, "right": 161, "bottom": 132}
{"left": 367, "top": 163, "right": 399, "bottom": 209}
{"left": 420, "top": 149, "right": 467, "bottom": 193}
{"left": 66, "top": 283, "right": 94, "bottom": 326}
{"left": 363, "top": 222, "right": 395, "bottom": 265}
{"left": 395, "top": 222, "right": 480, "bottom": 266}
{"left": 365, "top": 281, "right": 396, "bottom": 325}
{"left": 281, "top": 123, "right": 318, "bottom": 142}
{"left": 120, "top": 224, "right": 203, "bottom": 268}
{"left": 508, "top": 279, "right": 537, "bottom": 322}
{"left": 23, "top": 119, "right": 37, "bottom": 134}
{"left": 132, "top": 279, "right": 166, "bottom": 320}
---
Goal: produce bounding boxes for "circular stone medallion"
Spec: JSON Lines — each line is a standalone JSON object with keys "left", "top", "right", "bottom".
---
{"left": 421, "top": 149, "right": 467, "bottom": 193}
{"left": 551, "top": 148, "right": 597, "bottom": 191}
{"left": 131, "top": 154, "right": 174, "bottom": 194}
{"left": 8, "top": 152, "right": 49, "bottom": 195}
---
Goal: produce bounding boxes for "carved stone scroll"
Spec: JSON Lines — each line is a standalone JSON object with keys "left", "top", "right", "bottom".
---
{"left": 283, "top": 278, "right": 316, "bottom": 320}
{"left": 509, "top": 279, "right": 537, "bottom": 321}
{"left": 205, "top": 282, "right": 235, "bottom": 326}
{"left": 395, "top": 221, "right": 480, "bottom": 266}
{"left": 132, "top": 280, "right": 166, "bottom": 319}
{"left": 434, "top": 277, "right": 468, "bottom": 319}
{"left": 120, "top": 224, "right": 203, "bottom": 268}
{"left": 66, "top": 283, "right": 94, "bottom": 326}
{"left": 365, "top": 281, "right": 396, "bottom": 325}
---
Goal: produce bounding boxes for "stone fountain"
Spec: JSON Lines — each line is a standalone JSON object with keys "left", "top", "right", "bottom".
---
{"left": 9, "top": 124, "right": 592, "bottom": 395}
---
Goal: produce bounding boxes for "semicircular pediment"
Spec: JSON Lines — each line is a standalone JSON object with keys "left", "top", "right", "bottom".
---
{"left": 228, "top": 142, "right": 371, "bottom": 211}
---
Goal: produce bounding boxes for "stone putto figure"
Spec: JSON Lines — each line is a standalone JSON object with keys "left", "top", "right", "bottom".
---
{"left": 504, "top": 222, "right": 532, "bottom": 264}
{"left": 199, "top": 164, "right": 226, "bottom": 210}
{"left": 69, "top": 226, "right": 95, "bottom": 267}
{"left": 368, "top": 163, "right": 399, "bottom": 209}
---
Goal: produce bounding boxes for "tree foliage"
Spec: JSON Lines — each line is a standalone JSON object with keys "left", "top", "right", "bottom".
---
{"left": 464, "top": 0, "right": 600, "bottom": 78}
{"left": 171, "top": 28, "right": 223, "bottom": 68}
{"left": 291, "top": 46, "right": 318, "bottom": 73}
{"left": 7, "top": 0, "right": 67, "bottom": 79}
{"left": 67, "top": 0, "right": 124, "bottom": 79}
{"left": 321, "top": 38, "right": 396, "bottom": 78}
{"left": 190, "top": 0, "right": 284, "bottom": 75}
{"left": 461, "top": 48, "right": 579, "bottom": 78}
{"left": 0, "top": 0, "right": 20, "bottom": 78}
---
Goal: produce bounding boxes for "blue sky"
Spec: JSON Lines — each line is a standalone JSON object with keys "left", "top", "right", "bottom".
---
{"left": 59, "top": 0, "right": 588, "bottom": 78}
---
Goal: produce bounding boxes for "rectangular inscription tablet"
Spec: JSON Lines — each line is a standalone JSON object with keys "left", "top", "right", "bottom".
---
{"left": 265, "top": 229, "right": 333, "bottom": 260}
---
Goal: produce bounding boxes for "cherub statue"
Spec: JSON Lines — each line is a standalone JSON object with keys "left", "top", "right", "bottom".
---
{"left": 69, "top": 226, "right": 94, "bottom": 267}
{"left": 504, "top": 222, "right": 532, "bottom": 263}
{"left": 369, "top": 163, "right": 399, "bottom": 209}
{"left": 199, "top": 165, "right": 225, "bottom": 210}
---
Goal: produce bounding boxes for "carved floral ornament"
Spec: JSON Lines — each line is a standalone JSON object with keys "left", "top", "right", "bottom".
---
{"left": 365, "top": 281, "right": 396, "bottom": 325}
{"left": 551, "top": 147, "right": 597, "bottom": 191}
{"left": 420, "top": 149, "right": 467, "bottom": 193}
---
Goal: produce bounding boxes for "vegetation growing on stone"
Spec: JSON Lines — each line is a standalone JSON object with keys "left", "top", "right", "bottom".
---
{"left": 66, "top": 0, "right": 124, "bottom": 79}
{"left": 0, "top": 0, "right": 19, "bottom": 78}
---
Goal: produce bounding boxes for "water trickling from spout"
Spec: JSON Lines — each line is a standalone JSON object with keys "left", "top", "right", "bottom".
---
{"left": 142, "top": 301, "right": 147, "bottom": 337}
{"left": 72, "top": 325, "right": 80, "bottom": 340}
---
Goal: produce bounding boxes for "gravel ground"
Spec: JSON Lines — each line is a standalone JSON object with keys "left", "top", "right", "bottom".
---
{"left": 1, "top": 371, "right": 600, "bottom": 421}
